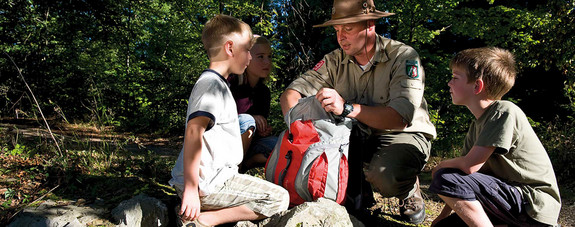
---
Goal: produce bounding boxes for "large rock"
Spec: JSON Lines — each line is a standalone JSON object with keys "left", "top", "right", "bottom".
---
{"left": 112, "top": 193, "right": 168, "bottom": 227}
{"left": 7, "top": 200, "right": 109, "bottom": 227}
{"left": 236, "top": 198, "right": 365, "bottom": 227}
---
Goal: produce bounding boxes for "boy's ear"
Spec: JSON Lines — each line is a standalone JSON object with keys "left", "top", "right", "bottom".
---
{"left": 224, "top": 40, "right": 234, "bottom": 57}
{"left": 474, "top": 79, "right": 485, "bottom": 95}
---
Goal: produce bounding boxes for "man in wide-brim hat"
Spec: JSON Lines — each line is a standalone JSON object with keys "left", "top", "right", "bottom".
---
{"left": 280, "top": 0, "right": 436, "bottom": 224}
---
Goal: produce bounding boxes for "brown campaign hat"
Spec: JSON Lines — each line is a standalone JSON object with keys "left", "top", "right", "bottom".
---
{"left": 313, "top": 0, "right": 394, "bottom": 28}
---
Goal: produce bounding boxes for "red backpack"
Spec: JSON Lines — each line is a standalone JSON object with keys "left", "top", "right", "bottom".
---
{"left": 265, "top": 97, "right": 352, "bottom": 207}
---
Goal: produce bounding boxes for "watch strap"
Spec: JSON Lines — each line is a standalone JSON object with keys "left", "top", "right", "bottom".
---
{"left": 339, "top": 101, "right": 353, "bottom": 118}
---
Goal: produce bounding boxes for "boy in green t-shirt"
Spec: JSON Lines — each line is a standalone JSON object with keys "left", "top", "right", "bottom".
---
{"left": 430, "top": 47, "right": 561, "bottom": 226}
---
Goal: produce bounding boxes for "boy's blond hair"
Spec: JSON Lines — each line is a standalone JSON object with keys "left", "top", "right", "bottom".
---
{"left": 202, "top": 14, "right": 253, "bottom": 58}
{"left": 450, "top": 47, "right": 517, "bottom": 100}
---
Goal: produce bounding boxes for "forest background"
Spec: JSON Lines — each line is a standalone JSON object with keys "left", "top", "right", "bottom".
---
{"left": 1, "top": 0, "right": 574, "bottom": 225}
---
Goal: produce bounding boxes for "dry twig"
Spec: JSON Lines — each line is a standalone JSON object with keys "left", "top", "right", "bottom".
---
{"left": 4, "top": 52, "right": 63, "bottom": 156}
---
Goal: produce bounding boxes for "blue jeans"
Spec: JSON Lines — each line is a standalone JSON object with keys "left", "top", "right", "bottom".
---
{"left": 238, "top": 114, "right": 256, "bottom": 134}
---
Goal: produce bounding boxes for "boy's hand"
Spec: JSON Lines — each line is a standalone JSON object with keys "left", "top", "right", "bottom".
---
{"left": 431, "top": 161, "right": 443, "bottom": 179}
{"left": 180, "top": 187, "right": 201, "bottom": 221}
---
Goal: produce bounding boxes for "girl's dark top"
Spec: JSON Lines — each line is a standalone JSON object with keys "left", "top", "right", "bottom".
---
{"left": 228, "top": 74, "right": 271, "bottom": 118}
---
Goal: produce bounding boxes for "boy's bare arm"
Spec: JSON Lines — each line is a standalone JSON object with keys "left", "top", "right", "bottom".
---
{"left": 180, "top": 116, "right": 211, "bottom": 221}
{"left": 433, "top": 146, "right": 495, "bottom": 176}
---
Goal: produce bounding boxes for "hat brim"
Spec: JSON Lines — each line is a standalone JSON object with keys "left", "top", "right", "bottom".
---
{"left": 313, "top": 11, "right": 394, "bottom": 28}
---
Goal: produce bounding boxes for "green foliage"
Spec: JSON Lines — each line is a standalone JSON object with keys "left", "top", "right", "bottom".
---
{"left": 272, "top": 0, "right": 336, "bottom": 86}
{"left": 377, "top": 0, "right": 575, "bottom": 156}
{"left": 1, "top": 0, "right": 574, "bottom": 161}
{"left": 536, "top": 118, "right": 575, "bottom": 185}
{"left": 4, "top": 188, "right": 15, "bottom": 200}
{"left": 1, "top": 0, "right": 273, "bottom": 135}
{"left": 8, "top": 144, "right": 28, "bottom": 157}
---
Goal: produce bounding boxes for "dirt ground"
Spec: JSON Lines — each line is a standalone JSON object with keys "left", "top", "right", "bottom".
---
{"left": 1, "top": 119, "right": 574, "bottom": 226}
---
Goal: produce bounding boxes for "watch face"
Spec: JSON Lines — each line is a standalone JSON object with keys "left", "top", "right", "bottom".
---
{"left": 345, "top": 103, "right": 353, "bottom": 112}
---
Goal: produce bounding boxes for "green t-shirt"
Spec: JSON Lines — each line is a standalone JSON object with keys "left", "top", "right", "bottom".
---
{"left": 462, "top": 100, "right": 561, "bottom": 225}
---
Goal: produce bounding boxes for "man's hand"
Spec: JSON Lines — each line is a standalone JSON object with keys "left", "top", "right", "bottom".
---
{"left": 179, "top": 187, "right": 201, "bottom": 221}
{"left": 315, "top": 88, "right": 345, "bottom": 115}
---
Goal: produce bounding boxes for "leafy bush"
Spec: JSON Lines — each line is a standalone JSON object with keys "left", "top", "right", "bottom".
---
{"left": 536, "top": 118, "right": 575, "bottom": 186}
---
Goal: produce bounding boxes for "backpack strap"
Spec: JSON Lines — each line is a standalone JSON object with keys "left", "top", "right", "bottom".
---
{"left": 278, "top": 150, "right": 293, "bottom": 185}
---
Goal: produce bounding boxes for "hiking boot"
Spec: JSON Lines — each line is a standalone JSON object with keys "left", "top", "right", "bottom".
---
{"left": 399, "top": 179, "right": 425, "bottom": 224}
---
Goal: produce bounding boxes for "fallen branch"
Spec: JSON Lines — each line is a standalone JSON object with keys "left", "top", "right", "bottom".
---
{"left": 4, "top": 52, "right": 63, "bottom": 156}
{"left": 9, "top": 184, "right": 60, "bottom": 220}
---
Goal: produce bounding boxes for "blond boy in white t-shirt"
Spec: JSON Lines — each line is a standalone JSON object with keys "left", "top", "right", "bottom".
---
{"left": 169, "top": 14, "right": 288, "bottom": 227}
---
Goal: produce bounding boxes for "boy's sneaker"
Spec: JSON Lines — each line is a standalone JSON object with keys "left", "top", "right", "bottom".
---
{"left": 175, "top": 205, "right": 213, "bottom": 227}
{"left": 178, "top": 218, "right": 213, "bottom": 227}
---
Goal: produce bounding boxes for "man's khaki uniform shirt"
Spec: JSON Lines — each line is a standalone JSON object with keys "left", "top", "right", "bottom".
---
{"left": 288, "top": 35, "right": 436, "bottom": 139}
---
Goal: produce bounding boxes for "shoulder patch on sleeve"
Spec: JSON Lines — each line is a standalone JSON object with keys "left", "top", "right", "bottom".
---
{"left": 313, "top": 60, "right": 325, "bottom": 71}
{"left": 406, "top": 60, "right": 419, "bottom": 79}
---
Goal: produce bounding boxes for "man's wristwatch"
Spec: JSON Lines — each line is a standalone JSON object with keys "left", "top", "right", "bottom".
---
{"left": 339, "top": 101, "right": 354, "bottom": 118}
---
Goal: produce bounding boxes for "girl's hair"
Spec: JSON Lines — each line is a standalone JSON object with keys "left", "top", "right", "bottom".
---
{"left": 253, "top": 35, "right": 271, "bottom": 46}
{"left": 240, "top": 35, "right": 272, "bottom": 85}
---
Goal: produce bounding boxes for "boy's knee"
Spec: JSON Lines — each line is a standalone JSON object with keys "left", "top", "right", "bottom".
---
{"left": 265, "top": 184, "right": 289, "bottom": 215}
{"left": 278, "top": 187, "right": 289, "bottom": 211}
{"left": 432, "top": 168, "right": 462, "bottom": 185}
{"left": 429, "top": 168, "right": 468, "bottom": 195}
